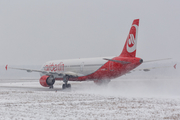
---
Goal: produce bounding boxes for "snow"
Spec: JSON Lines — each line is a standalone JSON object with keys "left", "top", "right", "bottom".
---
{"left": 0, "top": 79, "right": 180, "bottom": 119}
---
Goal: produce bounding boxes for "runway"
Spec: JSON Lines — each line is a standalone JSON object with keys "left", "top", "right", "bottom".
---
{"left": 0, "top": 78, "right": 180, "bottom": 119}
{"left": 1, "top": 78, "right": 180, "bottom": 97}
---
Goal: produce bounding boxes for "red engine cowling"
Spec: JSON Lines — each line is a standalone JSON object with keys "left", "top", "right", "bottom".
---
{"left": 39, "top": 75, "right": 55, "bottom": 87}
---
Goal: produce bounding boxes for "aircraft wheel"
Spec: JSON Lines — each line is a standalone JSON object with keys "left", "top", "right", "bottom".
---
{"left": 62, "top": 84, "right": 66, "bottom": 89}
{"left": 62, "top": 84, "right": 71, "bottom": 89}
{"left": 67, "top": 84, "right": 71, "bottom": 88}
{"left": 49, "top": 85, "right": 53, "bottom": 89}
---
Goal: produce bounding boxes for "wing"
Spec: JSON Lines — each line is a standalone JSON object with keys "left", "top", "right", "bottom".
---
{"left": 133, "top": 64, "right": 177, "bottom": 72}
{"left": 127, "top": 58, "right": 176, "bottom": 73}
{"left": 143, "top": 58, "right": 172, "bottom": 63}
{"left": 133, "top": 58, "right": 175, "bottom": 71}
{"left": 5, "top": 65, "right": 78, "bottom": 77}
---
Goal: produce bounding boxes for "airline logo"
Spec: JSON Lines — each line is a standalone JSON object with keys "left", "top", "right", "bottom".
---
{"left": 128, "top": 34, "right": 135, "bottom": 45}
{"left": 126, "top": 25, "right": 138, "bottom": 53}
{"left": 44, "top": 62, "right": 64, "bottom": 72}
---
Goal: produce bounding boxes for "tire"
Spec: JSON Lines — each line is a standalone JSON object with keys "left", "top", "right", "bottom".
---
{"left": 49, "top": 86, "right": 53, "bottom": 89}
{"left": 67, "top": 84, "right": 71, "bottom": 88}
{"left": 62, "top": 84, "right": 66, "bottom": 89}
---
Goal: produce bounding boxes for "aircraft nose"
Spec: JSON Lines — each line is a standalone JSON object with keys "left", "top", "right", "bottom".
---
{"left": 139, "top": 59, "right": 143, "bottom": 63}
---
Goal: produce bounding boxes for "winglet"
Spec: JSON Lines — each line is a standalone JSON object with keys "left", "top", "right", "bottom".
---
{"left": 5, "top": 65, "right": 8, "bottom": 70}
{"left": 174, "top": 64, "right": 177, "bottom": 69}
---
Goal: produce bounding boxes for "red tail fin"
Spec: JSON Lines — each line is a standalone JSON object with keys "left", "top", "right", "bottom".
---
{"left": 120, "top": 19, "right": 139, "bottom": 57}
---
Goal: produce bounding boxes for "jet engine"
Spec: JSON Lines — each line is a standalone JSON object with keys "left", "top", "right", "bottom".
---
{"left": 39, "top": 75, "right": 55, "bottom": 87}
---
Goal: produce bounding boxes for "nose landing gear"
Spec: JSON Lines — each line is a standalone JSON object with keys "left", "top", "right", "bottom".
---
{"left": 47, "top": 76, "right": 55, "bottom": 89}
{"left": 49, "top": 85, "right": 54, "bottom": 89}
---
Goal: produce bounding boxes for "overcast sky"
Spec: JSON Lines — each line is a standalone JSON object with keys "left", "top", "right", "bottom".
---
{"left": 0, "top": 0, "right": 180, "bottom": 65}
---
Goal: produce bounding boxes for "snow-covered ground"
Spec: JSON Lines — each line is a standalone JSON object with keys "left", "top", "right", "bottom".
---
{"left": 0, "top": 78, "right": 180, "bottom": 119}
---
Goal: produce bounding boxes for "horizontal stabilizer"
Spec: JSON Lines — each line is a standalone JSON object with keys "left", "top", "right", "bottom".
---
{"left": 103, "top": 58, "right": 130, "bottom": 64}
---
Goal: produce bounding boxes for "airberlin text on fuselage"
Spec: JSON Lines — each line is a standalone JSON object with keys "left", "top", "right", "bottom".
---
{"left": 44, "top": 62, "right": 64, "bottom": 72}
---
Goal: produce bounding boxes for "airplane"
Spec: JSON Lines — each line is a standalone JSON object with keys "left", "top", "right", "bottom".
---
{"left": 5, "top": 19, "right": 175, "bottom": 89}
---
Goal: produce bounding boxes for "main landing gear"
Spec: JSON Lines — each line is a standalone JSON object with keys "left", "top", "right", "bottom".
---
{"left": 62, "top": 76, "right": 71, "bottom": 89}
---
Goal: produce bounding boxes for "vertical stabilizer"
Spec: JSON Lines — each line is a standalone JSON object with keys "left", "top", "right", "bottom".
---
{"left": 120, "top": 19, "right": 139, "bottom": 57}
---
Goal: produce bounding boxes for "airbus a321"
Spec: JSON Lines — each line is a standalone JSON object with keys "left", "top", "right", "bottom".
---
{"left": 5, "top": 19, "right": 175, "bottom": 89}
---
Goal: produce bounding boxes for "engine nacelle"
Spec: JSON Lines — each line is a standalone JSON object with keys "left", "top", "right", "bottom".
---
{"left": 39, "top": 75, "right": 55, "bottom": 87}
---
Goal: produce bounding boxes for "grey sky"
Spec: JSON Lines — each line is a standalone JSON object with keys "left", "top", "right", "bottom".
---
{"left": 0, "top": 0, "right": 180, "bottom": 65}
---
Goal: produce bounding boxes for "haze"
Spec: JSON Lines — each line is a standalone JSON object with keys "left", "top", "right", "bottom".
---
{"left": 0, "top": 0, "right": 180, "bottom": 65}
